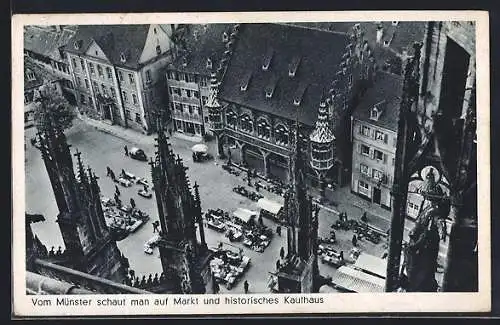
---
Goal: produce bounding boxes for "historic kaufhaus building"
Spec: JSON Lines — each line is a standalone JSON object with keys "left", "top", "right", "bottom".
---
{"left": 215, "top": 23, "right": 377, "bottom": 189}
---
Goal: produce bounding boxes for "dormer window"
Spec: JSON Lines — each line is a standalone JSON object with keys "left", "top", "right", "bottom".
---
{"left": 293, "top": 82, "right": 308, "bottom": 106}
{"left": 383, "top": 40, "right": 390, "bottom": 47}
{"left": 240, "top": 71, "right": 252, "bottom": 92}
{"left": 222, "top": 31, "right": 229, "bottom": 42}
{"left": 206, "top": 58, "right": 212, "bottom": 69}
{"left": 288, "top": 56, "right": 301, "bottom": 78}
{"left": 73, "top": 40, "right": 82, "bottom": 50}
{"left": 262, "top": 48, "right": 274, "bottom": 71}
{"left": 370, "top": 100, "right": 385, "bottom": 121}
{"left": 156, "top": 45, "right": 161, "bottom": 55}
{"left": 265, "top": 75, "right": 278, "bottom": 99}
{"left": 354, "top": 23, "right": 361, "bottom": 31}
{"left": 392, "top": 21, "right": 399, "bottom": 26}
{"left": 120, "top": 52, "right": 127, "bottom": 63}
{"left": 26, "top": 70, "right": 36, "bottom": 81}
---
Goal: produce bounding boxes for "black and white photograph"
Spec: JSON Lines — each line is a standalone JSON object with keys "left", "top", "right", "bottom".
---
{"left": 12, "top": 11, "right": 490, "bottom": 315}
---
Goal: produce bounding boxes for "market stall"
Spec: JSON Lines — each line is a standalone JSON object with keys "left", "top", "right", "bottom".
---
{"left": 257, "top": 198, "right": 285, "bottom": 223}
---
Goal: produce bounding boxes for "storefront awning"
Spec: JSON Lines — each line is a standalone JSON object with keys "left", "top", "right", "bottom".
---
{"left": 330, "top": 266, "right": 385, "bottom": 293}
{"left": 257, "top": 198, "right": 283, "bottom": 215}
{"left": 353, "top": 253, "right": 387, "bottom": 279}
{"left": 232, "top": 208, "right": 257, "bottom": 224}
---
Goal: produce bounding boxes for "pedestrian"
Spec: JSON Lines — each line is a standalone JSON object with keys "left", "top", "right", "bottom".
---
{"left": 106, "top": 166, "right": 111, "bottom": 177}
{"left": 124, "top": 145, "right": 129, "bottom": 156}
{"left": 143, "top": 184, "right": 148, "bottom": 192}
{"left": 115, "top": 185, "right": 121, "bottom": 196}
{"left": 130, "top": 198, "right": 136, "bottom": 209}
{"left": 276, "top": 225, "right": 281, "bottom": 236}
{"left": 258, "top": 215, "right": 264, "bottom": 227}
{"left": 121, "top": 169, "right": 126, "bottom": 178}
{"left": 152, "top": 222, "right": 157, "bottom": 233}
{"left": 361, "top": 212, "right": 368, "bottom": 222}
{"left": 168, "top": 128, "right": 173, "bottom": 136}
{"left": 110, "top": 170, "right": 116, "bottom": 181}
{"left": 280, "top": 247, "right": 285, "bottom": 259}
{"left": 352, "top": 234, "right": 358, "bottom": 247}
{"left": 276, "top": 259, "right": 281, "bottom": 270}
{"left": 255, "top": 182, "right": 260, "bottom": 192}
{"left": 243, "top": 280, "right": 249, "bottom": 294}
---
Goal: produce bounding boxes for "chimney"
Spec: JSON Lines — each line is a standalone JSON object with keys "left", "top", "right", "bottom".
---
{"left": 376, "top": 24, "right": 384, "bottom": 44}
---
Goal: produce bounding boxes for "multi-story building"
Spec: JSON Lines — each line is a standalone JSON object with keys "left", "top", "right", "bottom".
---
{"left": 24, "top": 25, "right": 77, "bottom": 103}
{"left": 165, "top": 23, "right": 236, "bottom": 138}
{"left": 350, "top": 71, "right": 402, "bottom": 211}
{"left": 63, "top": 25, "right": 176, "bottom": 133}
{"left": 217, "top": 23, "right": 376, "bottom": 186}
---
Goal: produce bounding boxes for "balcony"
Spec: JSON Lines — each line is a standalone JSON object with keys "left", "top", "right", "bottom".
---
{"left": 310, "top": 158, "right": 334, "bottom": 171}
{"left": 170, "top": 94, "right": 201, "bottom": 106}
{"left": 224, "top": 128, "right": 290, "bottom": 157}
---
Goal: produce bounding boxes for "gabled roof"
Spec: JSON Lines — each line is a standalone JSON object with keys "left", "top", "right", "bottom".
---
{"left": 218, "top": 23, "right": 351, "bottom": 127}
{"left": 24, "top": 26, "right": 77, "bottom": 61}
{"left": 63, "top": 25, "right": 151, "bottom": 70}
{"left": 352, "top": 71, "right": 403, "bottom": 132}
{"left": 168, "top": 23, "right": 235, "bottom": 76}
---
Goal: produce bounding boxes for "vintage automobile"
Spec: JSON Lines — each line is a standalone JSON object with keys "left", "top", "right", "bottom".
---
{"left": 144, "top": 244, "right": 153, "bottom": 255}
{"left": 130, "top": 147, "right": 147, "bottom": 162}
{"left": 191, "top": 144, "right": 212, "bottom": 162}
{"left": 136, "top": 177, "right": 150, "bottom": 187}
{"left": 100, "top": 196, "right": 114, "bottom": 207}
{"left": 118, "top": 177, "right": 132, "bottom": 187}
{"left": 138, "top": 188, "right": 152, "bottom": 199}
{"left": 321, "top": 251, "right": 345, "bottom": 267}
{"left": 119, "top": 204, "right": 133, "bottom": 213}
{"left": 146, "top": 235, "right": 161, "bottom": 248}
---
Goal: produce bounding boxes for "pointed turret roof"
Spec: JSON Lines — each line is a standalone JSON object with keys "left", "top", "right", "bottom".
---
{"left": 309, "top": 97, "right": 336, "bottom": 144}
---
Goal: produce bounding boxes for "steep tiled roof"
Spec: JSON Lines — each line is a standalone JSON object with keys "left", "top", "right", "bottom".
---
{"left": 24, "top": 26, "right": 77, "bottom": 61}
{"left": 352, "top": 71, "right": 403, "bottom": 132}
{"left": 63, "top": 25, "right": 150, "bottom": 70}
{"left": 169, "top": 24, "right": 235, "bottom": 76}
{"left": 218, "top": 23, "right": 351, "bottom": 127}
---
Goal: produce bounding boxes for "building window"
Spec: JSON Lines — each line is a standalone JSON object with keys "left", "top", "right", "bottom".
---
{"left": 76, "top": 76, "right": 82, "bottom": 87}
{"left": 106, "top": 67, "right": 113, "bottom": 79}
{"left": 188, "top": 74, "right": 195, "bottom": 83}
{"left": 122, "top": 91, "right": 128, "bottom": 103}
{"left": 275, "top": 124, "right": 289, "bottom": 145}
{"left": 188, "top": 106, "right": 193, "bottom": 114}
{"left": 174, "top": 102, "right": 182, "bottom": 111}
{"left": 173, "top": 87, "right": 181, "bottom": 96}
{"left": 240, "top": 114, "right": 253, "bottom": 133}
{"left": 375, "top": 130, "right": 387, "bottom": 142}
{"left": 360, "top": 164, "right": 370, "bottom": 176}
{"left": 256, "top": 118, "right": 271, "bottom": 139}
{"left": 125, "top": 110, "right": 131, "bottom": 120}
{"left": 118, "top": 71, "right": 124, "bottom": 82}
{"left": 202, "top": 96, "right": 208, "bottom": 105}
{"left": 72, "top": 58, "right": 77, "bottom": 70}
{"left": 101, "top": 84, "right": 108, "bottom": 96}
{"left": 156, "top": 45, "right": 161, "bottom": 55}
{"left": 361, "top": 125, "right": 371, "bottom": 137}
{"left": 97, "top": 65, "right": 103, "bottom": 77}
{"left": 226, "top": 109, "right": 237, "bottom": 128}
{"left": 184, "top": 73, "right": 189, "bottom": 83}
{"left": 135, "top": 113, "right": 141, "bottom": 123}
{"left": 372, "top": 169, "right": 383, "bottom": 181}
{"left": 358, "top": 180, "right": 370, "bottom": 197}
{"left": 80, "top": 94, "right": 86, "bottom": 104}
{"left": 88, "top": 96, "right": 92, "bottom": 104}
{"left": 374, "top": 149, "right": 384, "bottom": 162}
{"left": 407, "top": 202, "right": 420, "bottom": 216}
{"left": 80, "top": 59, "right": 85, "bottom": 70}
{"left": 146, "top": 70, "right": 152, "bottom": 83}
{"left": 128, "top": 73, "right": 135, "bottom": 85}
{"left": 186, "top": 89, "right": 192, "bottom": 98}
{"left": 361, "top": 144, "right": 370, "bottom": 156}
{"left": 193, "top": 91, "right": 200, "bottom": 98}
{"left": 132, "top": 94, "right": 138, "bottom": 105}
{"left": 167, "top": 71, "right": 176, "bottom": 80}
{"left": 89, "top": 62, "right": 95, "bottom": 74}
{"left": 111, "top": 89, "right": 116, "bottom": 98}
{"left": 84, "top": 79, "right": 90, "bottom": 89}
{"left": 93, "top": 81, "right": 99, "bottom": 94}
{"left": 199, "top": 77, "right": 207, "bottom": 87}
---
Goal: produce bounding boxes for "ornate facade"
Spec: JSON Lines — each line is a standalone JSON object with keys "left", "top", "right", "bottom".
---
{"left": 218, "top": 23, "right": 376, "bottom": 187}
{"left": 385, "top": 21, "right": 477, "bottom": 292}
{"left": 150, "top": 113, "right": 213, "bottom": 294}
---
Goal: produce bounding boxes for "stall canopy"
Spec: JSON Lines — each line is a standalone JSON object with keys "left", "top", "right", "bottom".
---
{"left": 330, "top": 266, "right": 385, "bottom": 293}
{"left": 191, "top": 144, "right": 208, "bottom": 153}
{"left": 353, "top": 253, "right": 387, "bottom": 279}
{"left": 257, "top": 198, "right": 283, "bottom": 215}
{"left": 232, "top": 208, "right": 257, "bottom": 224}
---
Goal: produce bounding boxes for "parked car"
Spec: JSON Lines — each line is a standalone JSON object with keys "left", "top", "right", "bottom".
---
{"left": 138, "top": 188, "right": 152, "bottom": 198}
{"left": 100, "top": 197, "right": 114, "bottom": 207}
{"left": 144, "top": 244, "right": 153, "bottom": 255}
{"left": 207, "top": 219, "right": 226, "bottom": 232}
{"left": 118, "top": 177, "right": 132, "bottom": 187}
{"left": 130, "top": 147, "right": 147, "bottom": 161}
